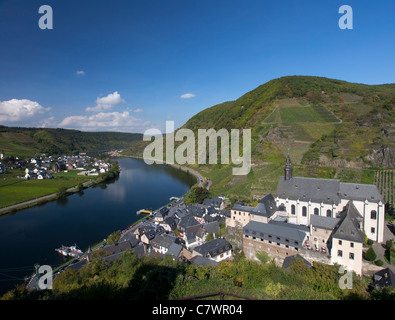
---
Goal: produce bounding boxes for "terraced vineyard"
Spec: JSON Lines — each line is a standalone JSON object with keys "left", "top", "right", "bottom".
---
{"left": 264, "top": 104, "right": 341, "bottom": 124}
{"left": 374, "top": 170, "right": 395, "bottom": 209}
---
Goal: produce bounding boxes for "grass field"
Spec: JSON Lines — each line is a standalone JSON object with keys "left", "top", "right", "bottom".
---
{"left": 0, "top": 171, "right": 92, "bottom": 209}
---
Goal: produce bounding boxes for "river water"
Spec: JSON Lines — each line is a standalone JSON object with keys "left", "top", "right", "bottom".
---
{"left": 0, "top": 157, "right": 196, "bottom": 296}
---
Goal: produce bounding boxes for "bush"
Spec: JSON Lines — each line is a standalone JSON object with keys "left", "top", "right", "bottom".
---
{"left": 365, "top": 246, "right": 377, "bottom": 261}
{"left": 56, "top": 186, "right": 68, "bottom": 199}
{"left": 375, "top": 260, "right": 384, "bottom": 266}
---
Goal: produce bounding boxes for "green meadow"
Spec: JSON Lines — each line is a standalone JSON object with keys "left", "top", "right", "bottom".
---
{"left": 0, "top": 171, "right": 92, "bottom": 209}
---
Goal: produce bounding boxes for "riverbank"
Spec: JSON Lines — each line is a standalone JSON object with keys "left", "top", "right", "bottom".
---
{"left": 0, "top": 178, "right": 96, "bottom": 216}
{"left": 0, "top": 165, "right": 121, "bottom": 216}
{"left": 119, "top": 155, "right": 211, "bottom": 189}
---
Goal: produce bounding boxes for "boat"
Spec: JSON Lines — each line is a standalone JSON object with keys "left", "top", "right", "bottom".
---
{"left": 136, "top": 209, "right": 153, "bottom": 215}
{"left": 55, "top": 244, "right": 83, "bottom": 257}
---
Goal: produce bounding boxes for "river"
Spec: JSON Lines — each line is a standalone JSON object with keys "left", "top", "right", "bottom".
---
{"left": 0, "top": 157, "right": 196, "bottom": 296}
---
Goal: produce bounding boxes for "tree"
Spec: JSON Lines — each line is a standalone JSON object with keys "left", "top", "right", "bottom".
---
{"left": 365, "top": 246, "right": 377, "bottom": 261}
{"left": 56, "top": 186, "right": 68, "bottom": 199}
{"left": 184, "top": 185, "right": 210, "bottom": 204}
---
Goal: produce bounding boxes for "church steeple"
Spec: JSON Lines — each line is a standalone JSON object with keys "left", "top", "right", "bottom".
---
{"left": 284, "top": 154, "right": 292, "bottom": 181}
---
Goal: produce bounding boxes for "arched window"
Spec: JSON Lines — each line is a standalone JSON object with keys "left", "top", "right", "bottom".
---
{"left": 302, "top": 206, "right": 307, "bottom": 217}
{"left": 326, "top": 209, "right": 332, "bottom": 218}
{"left": 314, "top": 208, "right": 319, "bottom": 215}
{"left": 371, "top": 210, "right": 377, "bottom": 220}
{"left": 291, "top": 205, "right": 295, "bottom": 215}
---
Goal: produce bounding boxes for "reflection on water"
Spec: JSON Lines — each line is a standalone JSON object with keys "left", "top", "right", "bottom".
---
{"left": 0, "top": 157, "right": 195, "bottom": 295}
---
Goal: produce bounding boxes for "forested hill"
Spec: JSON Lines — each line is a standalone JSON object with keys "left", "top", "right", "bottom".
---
{"left": 0, "top": 126, "right": 143, "bottom": 157}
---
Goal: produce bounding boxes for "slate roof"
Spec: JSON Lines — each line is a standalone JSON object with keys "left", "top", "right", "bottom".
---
{"left": 372, "top": 268, "right": 395, "bottom": 289}
{"left": 310, "top": 215, "right": 340, "bottom": 231}
{"left": 167, "top": 243, "right": 183, "bottom": 259}
{"left": 276, "top": 176, "right": 384, "bottom": 205}
{"left": 191, "top": 255, "right": 219, "bottom": 266}
{"left": 251, "top": 193, "right": 277, "bottom": 218}
{"left": 97, "top": 241, "right": 132, "bottom": 257}
{"left": 339, "top": 182, "right": 384, "bottom": 203}
{"left": 202, "top": 197, "right": 223, "bottom": 208}
{"left": 243, "top": 220, "right": 308, "bottom": 248}
{"left": 332, "top": 201, "right": 364, "bottom": 243}
{"left": 193, "top": 238, "right": 232, "bottom": 258}
{"left": 203, "top": 221, "right": 220, "bottom": 235}
{"left": 151, "top": 233, "right": 177, "bottom": 249}
{"left": 178, "top": 214, "right": 200, "bottom": 231}
{"left": 276, "top": 176, "right": 341, "bottom": 205}
{"left": 232, "top": 200, "right": 254, "bottom": 213}
{"left": 188, "top": 205, "right": 206, "bottom": 218}
{"left": 282, "top": 254, "right": 312, "bottom": 270}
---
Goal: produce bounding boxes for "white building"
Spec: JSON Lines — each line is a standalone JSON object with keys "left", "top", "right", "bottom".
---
{"left": 275, "top": 156, "right": 385, "bottom": 243}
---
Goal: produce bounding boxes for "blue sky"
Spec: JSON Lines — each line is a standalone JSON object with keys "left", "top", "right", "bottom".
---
{"left": 0, "top": 0, "right": 394, "bottom": 133}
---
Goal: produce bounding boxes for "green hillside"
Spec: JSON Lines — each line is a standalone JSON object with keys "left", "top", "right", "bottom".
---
{"left": 0, "top": 126, "right": 143, "bottom": 157}
{"left": 124, "top": 75, "right": 395, "bottom": 201}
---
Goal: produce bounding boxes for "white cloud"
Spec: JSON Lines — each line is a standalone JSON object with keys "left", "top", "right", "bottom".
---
{"left": 180, "top": 93, "right": 195, "bottom": 99}
{"left": 85, "top": 91, "right": 125, "bottom": 112}
{"left": 59, "top": 111, "right": 151, "bottom": 132}
{"left": 0, "top": 99, "right": 50, "bottom": 122}
{"left": 39, "top": 116, "right": 57, "bottom": 128}
{"left": 133, "top": 108, "right": 143, "bottom": 113}
{"left": 76, "top": 70, "right": 85, "bottom": 75}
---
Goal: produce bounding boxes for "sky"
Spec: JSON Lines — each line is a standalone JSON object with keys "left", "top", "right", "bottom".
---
{"left": 0, "top": 0, "right": 394, "bottom": 133}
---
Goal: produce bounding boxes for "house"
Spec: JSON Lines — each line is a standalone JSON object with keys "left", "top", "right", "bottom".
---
{"left": 154, "top": 207, "right": 169, "bottom": 223}
{"left": 202, "top": 197, "right": 225, "bottom": 210}
{"left": 134, "top": 223, "right": 163, "bottom": 245}
{"left": 203, "top": 221, "right": 220, "bottom": 237}
{"left": 309, "top": 214, "right": 340, "bottom": 253}
{"left": 227, "top": 200, "right": 254, "bottom": 228}
{"left": 162, "top": 216, "right": 177, "bottom": 232}
{"left": 282, "top": 254, "right": 312, "bottom": 270}
{"left": 371, "top": 268, "right": 395, "bottom": 290}
{"left": 190, "top": 255, "right": 219, "bottom": 266}
{"left": 185, "top": 224, "right": 206, "bottom": 249}
{"left": 151, "top": 233, "right": 177, "bottom": 254}
{"left": 187, "top": 204, "right": 207, "bottom": 223}
{"left": 227, "top": 194, "right": 279, "bottom": 228}
{"left": 87, "top": 241, "right": 132, "bottom": 263}
{"left": 192, "top": 238, "right": 233, "bottom": 262}
{"left": 166, "top": 243, "right": 183, "bottom": 260}
{"left": 177, "top": 214, "right": 200, "bottom": 238}
{"left": 330, "top": 202, "right": 365, "bottom": 275}
{"left": 243, "top": 220, "right": 308, "bottom": 261}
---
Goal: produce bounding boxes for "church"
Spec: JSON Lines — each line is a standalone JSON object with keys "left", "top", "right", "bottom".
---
{"left": 228, "top": 156, "right": 386, "bottom": 275}
{"left": 275, "top": 155, "right": 385, "bottom": 243}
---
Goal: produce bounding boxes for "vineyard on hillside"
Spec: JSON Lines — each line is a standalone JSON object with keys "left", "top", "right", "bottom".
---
{"left": 374, "top": 170, "right": 395, "bottom": 212}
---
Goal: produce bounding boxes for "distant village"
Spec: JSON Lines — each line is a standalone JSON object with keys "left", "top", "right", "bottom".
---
{"left": 0, "top": 149, "right": 112, "bottom": 179}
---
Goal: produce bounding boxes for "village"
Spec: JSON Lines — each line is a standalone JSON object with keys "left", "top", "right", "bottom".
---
{"left": 0, "top": 149, "right": 113, "bottom": 179}
{"left": 25, "top": 156, "right": 395, "bottom": 293}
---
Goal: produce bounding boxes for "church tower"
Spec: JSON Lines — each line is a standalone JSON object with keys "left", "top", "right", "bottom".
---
{"left": 284, "top": 154, "right": 292, "bottom": 181}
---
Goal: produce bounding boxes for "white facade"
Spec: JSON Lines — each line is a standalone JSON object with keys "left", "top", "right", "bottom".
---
{"left": 275, "top": 197, "right": 385, "bottom": 243}
{"left": 330, "top": 238, "right": 363, "bottom": 276}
